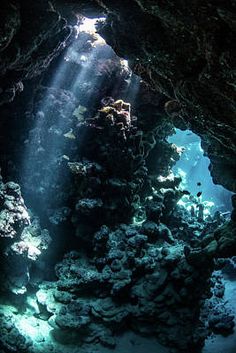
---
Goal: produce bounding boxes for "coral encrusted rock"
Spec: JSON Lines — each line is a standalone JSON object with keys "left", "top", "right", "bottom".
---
{"left": 0, "top": 176, "right": 51, "bottom": 294}
{"left": 0, "top": 0, "right": 72, "bottom": 105}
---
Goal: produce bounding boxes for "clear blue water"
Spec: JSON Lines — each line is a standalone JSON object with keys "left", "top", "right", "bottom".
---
{"left": 168, "top": 129, "right": 232, "bottom": 213}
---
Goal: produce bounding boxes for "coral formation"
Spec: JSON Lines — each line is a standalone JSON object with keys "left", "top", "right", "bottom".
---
{"left": 0, "top": 175, "right": 51, "bottom": 295}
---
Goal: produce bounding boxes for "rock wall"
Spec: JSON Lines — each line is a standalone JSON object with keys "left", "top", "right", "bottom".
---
{"left": 94, "top": 0, "right": 236, "bottom": 191}
{"left": 0, "top": 0, "right": 71, "bottom": 106}
{"left": 0, "top": 176, "right": 51, "bottom": 295}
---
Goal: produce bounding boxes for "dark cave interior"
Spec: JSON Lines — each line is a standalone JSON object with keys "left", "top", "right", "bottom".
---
{"left": 0, "top": 1, "right": 236, "bottom": 353}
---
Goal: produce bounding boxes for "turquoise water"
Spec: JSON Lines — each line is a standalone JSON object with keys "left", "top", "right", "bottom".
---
{"left": 168, "top": 129, "right": 232, "bottom": 213}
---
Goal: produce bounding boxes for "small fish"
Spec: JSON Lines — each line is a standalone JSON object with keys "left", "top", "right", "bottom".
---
{"left": 196, "top": 191, "right": 202, "bottom": 197}
{"left": 183, "top": 190, "right": 191, "bottom": 195}
{"left": 73, "top": 105, "right": 87, "bottom": 120}
{"left": 197, "top": 182, "right": 201, "bottom": 186}
{"left": 99, "top": 106, "right": 114, "bottom": 114}
{"left": 61, "top": 155, "right": 70, "bottom": 161}
{"left": 63, "top": 129, "right": 76, "bottom": 140}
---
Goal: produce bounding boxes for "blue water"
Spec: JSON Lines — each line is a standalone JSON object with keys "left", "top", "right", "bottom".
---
{"left": 168, "top": 129, "right": 232, "bottom": 213}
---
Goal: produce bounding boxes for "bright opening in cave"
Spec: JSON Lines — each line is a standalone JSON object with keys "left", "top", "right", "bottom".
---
{"left": 168, "top": 129, "right": 233, "bottom": 217}
{"left": 78, "top": 17, "right": 103, "bottom": 33}
{"left": 76, "top": 17, "right": 107, "bottom": 44}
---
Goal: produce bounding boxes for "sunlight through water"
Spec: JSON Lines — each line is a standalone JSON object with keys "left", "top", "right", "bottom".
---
{"left": 21, "top": 18, "right": 112, "bottom": 205}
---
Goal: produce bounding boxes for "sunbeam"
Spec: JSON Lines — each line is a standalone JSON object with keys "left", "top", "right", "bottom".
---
{"left": 21, "top": 17, "right": 141, "bottom": 213}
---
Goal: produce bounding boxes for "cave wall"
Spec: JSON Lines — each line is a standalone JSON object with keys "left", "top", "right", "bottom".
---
{"left": 0, "top": 0, "right": 72, "bottom": 105}
{"left": 94, "top": 0, "right": 236, "bottom": 192}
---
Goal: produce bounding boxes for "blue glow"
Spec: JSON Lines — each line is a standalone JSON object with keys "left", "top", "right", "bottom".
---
{"left": 20, "top": 20, "right": 109, "bottom": 205}
{"left": 21, "top": 18, "right": 140, "bottom": 213}
{"left": 168, "top": 129, "right": 232, "bottom": 213}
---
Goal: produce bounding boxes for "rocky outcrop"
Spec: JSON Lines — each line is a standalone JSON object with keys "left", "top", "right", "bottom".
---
{"left": 0, "top": 177, "right": 29, "bottom": 241}
{"left": 94, "top": 0, "right": 236, "bottom": 192}
{"left": 32, "top": 214, "right": 235, "bottom": 352}
{"left": 69, "top": 99, "right": 149, "bottom": 241}
{"left": 22, "top": 99, "right": 234, "bottom": 352}
{"left": 0, "top": 0, "right": 71, "bottom": 106}
{"left": 0, "top": 175, "right": 51, "bottom": 294}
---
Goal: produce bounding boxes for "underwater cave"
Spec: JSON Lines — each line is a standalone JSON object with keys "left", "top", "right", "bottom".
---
{"left": 0, "top": 1, "right": 236, "bottom": 353}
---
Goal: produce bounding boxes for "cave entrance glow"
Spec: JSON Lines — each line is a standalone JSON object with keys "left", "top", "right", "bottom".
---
{"left": 168, "top": 128, "right": 232, "bottom": 216}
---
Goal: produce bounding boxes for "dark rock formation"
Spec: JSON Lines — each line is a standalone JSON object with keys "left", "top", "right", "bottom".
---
{"left": 2, "top": 0, "right": 235, "bottom": 191}
{"left": 0, "top": 0, "right": 71, "bottom": 106}
{"left": 69, "top": 99, "right": 148, "bottom": 240}
{"left": 94, "top": 0, "right": 236, "bottom": 192}
{"left": 32, "top": 188, "right": 235, "bottom": 352}
{"left": 10, "top": 88, "right": 231, "bottom": 352}
{"left": 0, "top": 175, "right": 51, "bottom": 294}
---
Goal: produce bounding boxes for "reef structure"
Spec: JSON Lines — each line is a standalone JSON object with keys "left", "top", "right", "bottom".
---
{"left": 2, "top": 102, "right": 232, "bottom": 353}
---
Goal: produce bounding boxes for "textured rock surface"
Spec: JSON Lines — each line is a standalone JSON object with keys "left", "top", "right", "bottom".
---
{"left": 32, "top": 206, "right": 235, "bottom": 352}
{"left": 0, "top": 0, "right": 71, "bottom": 106}
{"left": 9, "top": 91, "right": 231, "bottom": 351}
{"left": 1, "top": 0, "right": 235, "bottom": 191}
{"left": 94, "top": 0, "right": 236, "bottom": 192}
{"left": 0, "top": 175, "right": 51, "bottom": 294}
{"left": 0, "top": 178, "right": 29, "bottom": 240}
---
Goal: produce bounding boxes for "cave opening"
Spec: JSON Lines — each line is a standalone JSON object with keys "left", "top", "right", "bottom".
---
{"left": 168, "top": 128, "right": 233, "bottom": 216}
{"left": 0, "top": 5, "right": 236, "bottom": 353}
